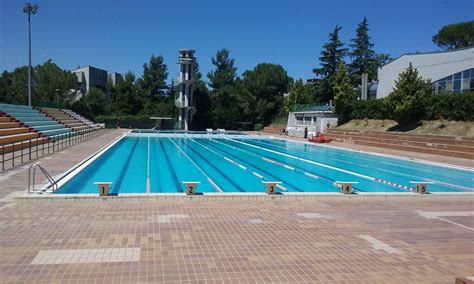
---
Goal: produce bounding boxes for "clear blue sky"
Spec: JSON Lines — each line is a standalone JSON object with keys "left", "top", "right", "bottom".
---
{"left": 1, "top": 0, "right": 473, "bottom": 82}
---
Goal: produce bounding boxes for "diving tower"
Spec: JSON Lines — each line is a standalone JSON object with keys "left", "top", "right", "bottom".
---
{"left": 176, "top": 49, "right": 196, "bottom": 130}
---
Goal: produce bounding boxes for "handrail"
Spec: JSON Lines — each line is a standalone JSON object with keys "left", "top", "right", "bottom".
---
{"left": 28, "top": 164, "right": 58, "bottom": 193}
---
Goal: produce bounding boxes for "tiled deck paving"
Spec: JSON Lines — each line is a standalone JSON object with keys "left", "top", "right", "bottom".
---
{"left": 0, "top": 130, "right": 473, "bottom": 283}
{"left": 1, "top": 199, "right": 473, "bottom": 283}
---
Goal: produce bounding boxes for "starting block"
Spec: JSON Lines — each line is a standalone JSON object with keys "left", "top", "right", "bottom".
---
{"left": 409, "top": 181, "right": 433, "bottom": 194}
{"left": 335, "top": 181, "right": 358, "bottom": 194}
{"left": 182, "top": 181, "right": 201, "bottom": 195}
{"left": 262, "top": 181, "right": 282, "bottom": 194}
{"left": 94, "top": 182, "right": 113, "bottom": 196}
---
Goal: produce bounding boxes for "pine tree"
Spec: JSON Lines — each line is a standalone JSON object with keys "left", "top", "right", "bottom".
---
{"left": 207, "top": 49, "right": 237, "bottom": 91}
{"left": 333, "top": 62, "right": 357, "bottom": 125}
{"left": 137, "top": 55, "right": 168, "bottom": 101}
{"left": 349, "top": 17, "right": 375, "bottom": 78}
{"left": 313, "top": 25, "right": 347, "bottom": 78}
{"left": 313, "top": 25, "right": 348, "bottom": 102}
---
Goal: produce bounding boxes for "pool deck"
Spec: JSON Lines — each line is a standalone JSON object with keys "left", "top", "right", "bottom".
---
{"left": 1, "top": 130, "right": 473, "bottom": 283}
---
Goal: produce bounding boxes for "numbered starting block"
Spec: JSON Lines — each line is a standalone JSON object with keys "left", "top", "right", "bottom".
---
{"left": 409, "top": 181, "right": 433, "bottom": 194}
{"left": 335, "top": 181, "right": 358, "bottom": 194}
{"left": 182, "top": 181, "right": 200, "bottom": 195}
{"left": 262, "top": 181, "right": 282, "bottom": 194}
{"left": 94, "top": 182, "right": 113, "bottom": 196}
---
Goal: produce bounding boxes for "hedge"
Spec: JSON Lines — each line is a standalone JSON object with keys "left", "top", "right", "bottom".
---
{"left": 349, "top": 92, "right": 474, "bottom": 122}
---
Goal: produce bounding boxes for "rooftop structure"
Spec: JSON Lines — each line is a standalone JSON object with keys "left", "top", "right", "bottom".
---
{"left": 376, "top": 47, "right": 474, "bottom": 98}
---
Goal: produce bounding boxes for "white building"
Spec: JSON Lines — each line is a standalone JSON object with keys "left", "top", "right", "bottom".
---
{"left": 107, "top": 72, "right": 123, "bottom": 86}
{"left": 286, "top": 104, "right": 338, "bottom": 137}
{"left": 376, "top": 47, "right": 474, "bottom": 98}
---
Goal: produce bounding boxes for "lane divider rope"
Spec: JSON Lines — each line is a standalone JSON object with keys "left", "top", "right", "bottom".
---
{"left": 168, "top": 137, "right": 223, "bottom": 192}
{"left": 228, "top": 138, "right": 416, "bottom": 192}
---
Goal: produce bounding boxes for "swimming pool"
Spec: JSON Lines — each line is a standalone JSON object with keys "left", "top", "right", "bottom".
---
{"left": 56, "top": 134, "right": 474, "bottom": 194}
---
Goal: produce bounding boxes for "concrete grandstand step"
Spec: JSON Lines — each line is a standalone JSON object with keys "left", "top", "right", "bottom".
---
{"left": 0, "top": 132, "right": 40, "bottom": 145}
{"left": 33, "top": 125, "right": 67, "bottom": 132}
{"left": 24, "top": 120, "right": 60, "bottom": 127}
{"left": 41, "top": 129, "right": 72, "bottom": 137}
{"left": 0, "top": 117, "right": 12, "bottom": 123}
{"left": 326, "top": 130, "right": 474, "bottom": 147}
{"left": 328, "top": 133, "right": 474, "bottom": 153}
{"left": 0, "top": 122, "right": 20, "bottom": 129}
{"left": 0, "top": 127, "right": 30, "bottom": 136}
{"left": 354, "top": 140, "right": 474, "bottom": 160}
{"left": 0, "top": 136, "right": 48, "bottom": 154}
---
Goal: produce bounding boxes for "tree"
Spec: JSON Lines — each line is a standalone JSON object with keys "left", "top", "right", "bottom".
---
{"left": 137, "top": 55, "right": 168, "bottom": 101}
{"left": 385, "top": 63, "right": 432, "bottom": 126}
{"left": 284, "top": 79, "right": 313, "bottom": 113}
{"left": 0, "top": 68, "right": 29, "bottom": 104}
{"left": 191, "top": 62, "right": 213, "bottom": 129}
{"left": 313, "top": 25, "right": 348, "bottom": 102}
{"left": 84, "top": 87, "right": 107, "bottom": 117}
{"left": 240, "top": 63, "right": 291, "bottom": 124}
{"left": 333, "top": 62, "right": 357, "bottom": 125}
{"left": 432, "top": 21, "right": 474, "bottom": 50}
{"left": 34, "top": 59, "right": 77, "bottom": 105}
{"left": 111, "top": 71, "right": 141, "bottom": 116}
{"left": 207, "top": 49, "right": 237, "bottom": 91}
{"left": 349, "top": 17, "right": 375, "bottom": 77}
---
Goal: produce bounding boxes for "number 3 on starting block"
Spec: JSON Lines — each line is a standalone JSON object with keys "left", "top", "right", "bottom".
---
{"left": 262, "top": 181, "right": 282, "bottom": 194}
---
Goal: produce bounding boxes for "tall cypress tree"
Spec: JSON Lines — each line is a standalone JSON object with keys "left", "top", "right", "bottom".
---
{"left": 313, "top": 25, "right": 347, "bottom": 102}
{"left": 349, "top": 17, "right": 375, "bottom": 79}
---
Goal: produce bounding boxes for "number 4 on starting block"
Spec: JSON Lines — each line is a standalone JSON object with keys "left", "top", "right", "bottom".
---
{"left": 335, "top": 181, "right": 358, "bottom": 194}
{"left": 182, "top": 181, "right": 200, "bottom": 195}
{"left": 262, "top": 181, "right": 282, "bottom": 194}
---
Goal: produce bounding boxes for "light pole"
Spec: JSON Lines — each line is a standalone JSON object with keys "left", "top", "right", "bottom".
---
{"left": 23, "top": 3, "right": 39, "bottom": 106}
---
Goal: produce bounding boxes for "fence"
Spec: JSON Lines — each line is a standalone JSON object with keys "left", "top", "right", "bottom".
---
{"left": 1, "top": 128, "right": 110, "bottom": 172}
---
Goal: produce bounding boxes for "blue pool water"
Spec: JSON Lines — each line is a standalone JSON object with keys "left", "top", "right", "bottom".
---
{"left": 58, "top": 136, "right": 474, "bottom": 194}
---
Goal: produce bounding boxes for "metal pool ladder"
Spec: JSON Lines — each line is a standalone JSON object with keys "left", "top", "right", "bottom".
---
{"left": 28, "top": 164, "right": 58, "bottom": 193}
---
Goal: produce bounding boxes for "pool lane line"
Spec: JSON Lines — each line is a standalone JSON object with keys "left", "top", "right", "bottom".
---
{"left": 114, "top": 138, "right": 141, "bottom": 193}
{"left": 189, "top": 138, "right": 287, "bottom": 191}
{"left": 261, "top": 157, "right": 295, "bottom": 170}
{"left": 207, "top": 139, "right": 329, "bottom": 193}
{"left": 254, "top": 138, "right": 474, "bottom": 188}
{"left": 158, "top": 138, "right": 182, "bottom": 192}
{"left": 168, "top": 137, "right": 223, "bottom": 193}
{"left": 203, "top": 139, "right": 300, "bottom": 192}
{"left": 252, "top": 139, "right": 473, "bottom": 192}
{"left": 178, "top": 138, "right": 246, "bottom": 192}
{"left": 227, "top": 138, "right": 416, "bottom": 192}
{"left": 213, "top": 139, "right": 364, "bottom": 192}
{"left": 146, "top": 137, "right": 150, "bottom": 193}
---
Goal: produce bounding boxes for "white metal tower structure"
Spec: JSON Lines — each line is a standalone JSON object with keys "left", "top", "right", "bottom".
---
{"left": 176, "top": 49, "right": 196, "bottom": 130}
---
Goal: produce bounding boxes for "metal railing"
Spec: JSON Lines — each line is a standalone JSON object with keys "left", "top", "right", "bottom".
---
{"left": 28, "top": 163, "right": 58, "bottom": 193}
{"left": 1, "top": 128, "right": 110, "bottom": 172}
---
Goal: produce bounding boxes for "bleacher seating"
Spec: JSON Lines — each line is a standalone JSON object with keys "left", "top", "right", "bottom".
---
{"left": 325, "top": 128, "right": 474, "bottom": 160}
{"left": 0, "top": 114, "right": 48, "bottom": 154}
{"left": 39, "top": 107, "right": 90, "bottom": 132}
{"left": 62, "top": 109, "right": 102, "bottom": 129}
{"left": 0, "top": 103, "right": 72, "bottom": 139}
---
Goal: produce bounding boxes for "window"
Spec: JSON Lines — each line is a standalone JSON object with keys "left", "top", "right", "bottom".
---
{"left": 453, "top": 80, "right": 461, "bottom": 92}
{"left": 454, "top": 72, "right": 461, "bottom": 80}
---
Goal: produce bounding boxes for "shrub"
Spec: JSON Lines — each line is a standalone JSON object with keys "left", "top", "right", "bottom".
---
{"left": 350, "top": 99, "right": 390, "bottom": 120}
{"left": 425, "top": 92, "right": 474, "bottom": 121}
{"left": 254, "top": 123, "right": 264, "bottom": 131}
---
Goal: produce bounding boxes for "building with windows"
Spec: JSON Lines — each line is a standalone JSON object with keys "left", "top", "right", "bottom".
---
{"left": 72, "top": 66, "right": 108, "bottom": 95}
{"left": 376, "top": 47, "right": 474, "bottom": 98}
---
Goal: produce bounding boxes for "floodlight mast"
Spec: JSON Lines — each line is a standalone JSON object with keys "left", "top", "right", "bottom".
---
{"left": 23, "top": 3, "right": 39, "bottom": 106}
